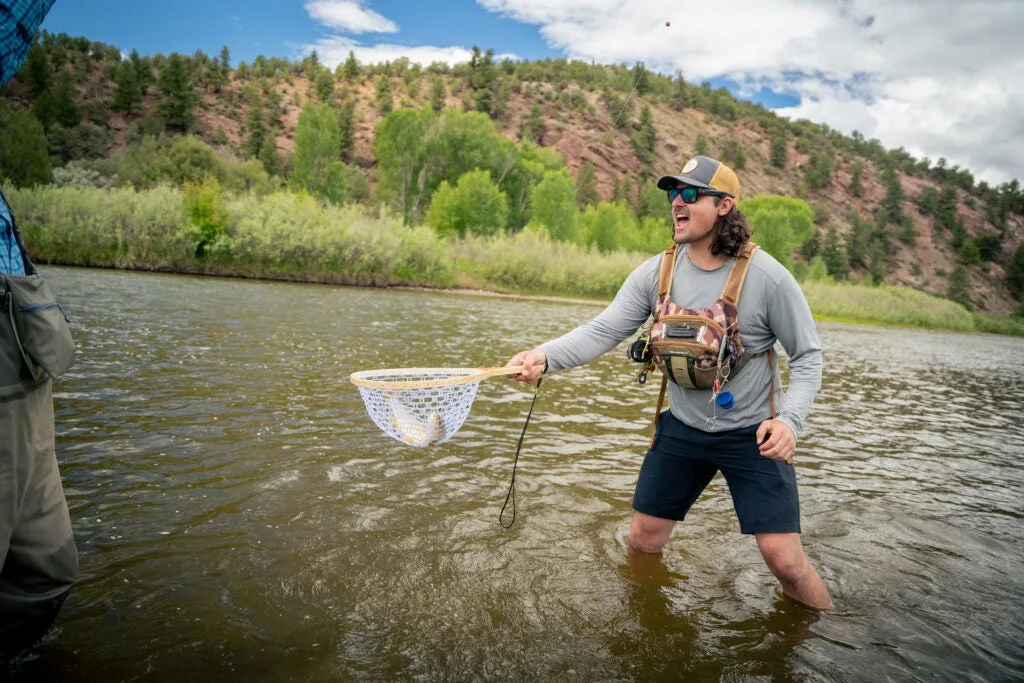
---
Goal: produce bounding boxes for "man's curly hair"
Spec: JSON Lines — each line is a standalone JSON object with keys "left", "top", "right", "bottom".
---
{"left": 709, "top": 199, "right": 751, "bottom": 257}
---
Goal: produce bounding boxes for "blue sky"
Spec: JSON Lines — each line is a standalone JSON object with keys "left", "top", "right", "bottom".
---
{"left": 39, "top": 1, "right": 800, "bottom": 110}
{"left": 38, "top": 1, "right": 1024, "bottom": 183}
{"left": 44, "top": 1, "right": 551, "bottom": 67}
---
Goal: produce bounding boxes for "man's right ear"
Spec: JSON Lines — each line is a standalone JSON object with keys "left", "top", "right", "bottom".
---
{"left": 717, "top": 196, "right": 734, "bottom": 216}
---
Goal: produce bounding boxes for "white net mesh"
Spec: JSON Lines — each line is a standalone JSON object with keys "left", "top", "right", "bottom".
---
{"left": 352, "top": 369, "right": 485, "bottom": 448}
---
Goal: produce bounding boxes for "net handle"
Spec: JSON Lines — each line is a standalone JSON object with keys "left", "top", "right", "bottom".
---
{"left": 349, "top": 365, "right": 525, "bottom": 390}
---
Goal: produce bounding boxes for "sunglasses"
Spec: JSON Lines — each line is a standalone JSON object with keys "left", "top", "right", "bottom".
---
{"left": 666, "top": 187, "right": 732, "bottom": 204}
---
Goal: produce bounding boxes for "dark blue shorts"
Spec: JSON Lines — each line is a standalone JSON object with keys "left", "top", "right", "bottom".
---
{"left": 632, "top": 411, "right": 801, "bottom": 534}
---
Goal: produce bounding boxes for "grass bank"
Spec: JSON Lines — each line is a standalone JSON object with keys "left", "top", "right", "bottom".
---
{"left": 8, "top": 185, "right": 1024, "bottom": 336}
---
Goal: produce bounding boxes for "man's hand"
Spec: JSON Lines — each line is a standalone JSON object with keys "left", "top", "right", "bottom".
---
{"left": 508, "top": 348, "right": 546, "bottom": 384}
{"left": 756, "top": 419, "right": 796, "bottom": 463}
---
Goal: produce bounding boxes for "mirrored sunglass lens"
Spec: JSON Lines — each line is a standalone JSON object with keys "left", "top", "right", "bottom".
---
{"left": 667, "top": 187, "right": 698, "bottom": 203}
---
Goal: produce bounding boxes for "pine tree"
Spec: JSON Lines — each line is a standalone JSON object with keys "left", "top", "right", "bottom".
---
{"left": 822, "top": 224, "right": 848, "bottom": 279}
{"left": 0, "top": 103, "right": 52, "bottom": 186}
{"left": 157, "top": 53, "right": 198, "bottom": 131}
{"left": 845, "top": 211, "right": 872, "bottom": 269}
{"left": 800, "top": 230, "right": 821, "bottom": 261}
{"left": 898, "top": 214, "right": 917, "bottom": 245}
{"left": 612, "top": 175, "right": 633, "bottom": 206}
{"left": 769, "top": 130, "right": 787, "bottom": 168}
{"left": 343, "top": 51, "right": 360, "bottom": 80}
{"left": 469, "top": 46, "right": 497, "bottom": 117}
{"left": 936, "top": 187, "right": 960, "bottom": 233}
{"left": 849, "top": 161, "right": 863, "bottom": 197}
{"left": 375, "top": 75, "right": 392, "bottom": 115}
{"left": 315, "top": 70, "right": 334, "bottom": 102}
{"left": 721, "top": 138, "right": 746, "bottom": 170}
{"left": 631, "top": 61, "right": 651, "bottom": 95}
{"left": 880, "top": 165, "right": 904, "bottom": 224}
{"left": 338, "top": 100, "right": 355, "bottom": 161}
{"left": 213, "top": 45, "right": 230, "bottom": 92}
{"left": 694, "top": 134, "right": 708, "bottom": 156}
{"left": 112, "top": 60, "right": 143, "bottom": 113}
{"left": 520, "top": 104, "right": 544, "bottom": 143}
{"left": 258, "top": 135, "right": 280, "bottom": 177}
{"left": 575, "top": 163, "right": 599, "bottom": 209}
{"left": 245, "top": 91, "right": 265, "bottom": 158}
{"left": 220, "top": 45, "right": 231, "bottom": 77}
{"left": 867, "top": 237, "right": 888, "bottom": 285}
{"left": 671, "top": 71, "right": 687, "bottom": 111}
{"left": 804, "top": 152, "right": 833, "bottom": 189}
{"left": 51, "top": 73, "right": 81, "bottom": 128}
{"left": 632, "top": 105, "right": 656, "bottom": 165}
{"left": 947, "top": 265, "right": 972, "bottom": 310}
{"left": 21, "top": 42, "right": 51, "bottom": 95}
{"left": 130, "top": 50, "right": 153, "bottom": 94}
{"left": 429, "top": 75, "right": 445, "bottom": 112}
{"left": 1007, "top": 244, "right": 1024, "bottom": 299}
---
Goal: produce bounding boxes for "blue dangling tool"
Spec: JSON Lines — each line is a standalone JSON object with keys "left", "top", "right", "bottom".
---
{"left": 715, "top": 391, "right": 734, "bottom": 410}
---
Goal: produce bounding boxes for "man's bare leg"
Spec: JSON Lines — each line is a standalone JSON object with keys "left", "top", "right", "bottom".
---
{"left": 627, "top": 511, "right": 676, "bottom": 554}
{"left": 755, "top": 532, "right": 832, "bottom": 610}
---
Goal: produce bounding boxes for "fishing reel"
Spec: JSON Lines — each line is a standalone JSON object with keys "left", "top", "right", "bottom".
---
{"left": 627, "top": 337, "right": 653, "bottom": 364}
{"left": 626, "top": 336, "right": 655, "bottom": 384}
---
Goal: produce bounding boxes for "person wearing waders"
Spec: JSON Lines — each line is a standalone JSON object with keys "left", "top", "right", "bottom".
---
{"left": 0, "top": 0, "right": 79, "bottom": 660}
{"left": 509, "top": 156, "right": 832, "bottom": 610}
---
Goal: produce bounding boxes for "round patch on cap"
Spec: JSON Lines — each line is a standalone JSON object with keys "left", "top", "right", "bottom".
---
{"left": 681, "top": 158, "right": 698, "bottom": 174}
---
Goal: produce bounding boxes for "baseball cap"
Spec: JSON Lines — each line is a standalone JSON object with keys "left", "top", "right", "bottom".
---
{"left": 656, "top": 155, "right": 740, "bottom": 199}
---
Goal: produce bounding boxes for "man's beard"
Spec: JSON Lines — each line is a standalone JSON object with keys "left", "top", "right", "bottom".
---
{"left": 673, "top": 223, "right": 716, "bottom": 246}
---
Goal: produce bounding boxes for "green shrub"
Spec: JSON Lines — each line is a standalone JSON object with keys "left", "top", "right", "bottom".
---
{"left": 802, "top": 281, "right": 975, "bottom": 331}
{"left": 739, "top": 195, "right": 815, "bottom": 271}
{"left": 426, "top": 169, "right": 508, "bottom": 238}
{"left": 183, "top": 176, "right": 228, "bottom": 259}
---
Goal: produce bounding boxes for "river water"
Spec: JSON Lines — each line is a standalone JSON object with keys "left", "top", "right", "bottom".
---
{"left": 9, "top": 266, "right": 1024, "bottom": 682}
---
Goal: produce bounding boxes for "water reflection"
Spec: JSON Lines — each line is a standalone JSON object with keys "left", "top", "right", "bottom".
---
{"left": 4, "top": 267, "right": 1024, "bottom": 681}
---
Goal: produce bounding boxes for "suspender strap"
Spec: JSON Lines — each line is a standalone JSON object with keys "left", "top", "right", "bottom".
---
{"left": 658, "top": 241, "right": 757, "bottom": 306}
{"left": 648, "top": 375, "right": 668, "bottom": 450}
{"left": 721, "top": 242, "right": 758, "bottom": 305}
{"left": 657, "top": 244, "right": 678, "bottom": 300}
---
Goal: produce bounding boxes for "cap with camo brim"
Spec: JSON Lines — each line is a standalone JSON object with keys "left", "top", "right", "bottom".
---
{"left": 657, "top": 155, "right": 740, "bottom": 199}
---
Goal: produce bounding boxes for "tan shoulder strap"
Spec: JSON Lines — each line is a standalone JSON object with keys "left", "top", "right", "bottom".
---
{"left": 721, "top": 242, "right": 759, "bottom": 305}
{"left": 657, "top": 244, "right": 678, "bottom": 300}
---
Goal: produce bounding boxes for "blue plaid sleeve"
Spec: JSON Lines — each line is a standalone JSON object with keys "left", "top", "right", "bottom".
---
{"left": 0, "top": 0, "right": 57, "bottom": 87}
{"left": 1, "top": 188, "right": 26, "bottom": 275}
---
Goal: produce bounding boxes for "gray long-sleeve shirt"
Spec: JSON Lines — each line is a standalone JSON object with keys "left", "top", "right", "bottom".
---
{"left": 539, "top": 245, "right": 822, "bottom": 437}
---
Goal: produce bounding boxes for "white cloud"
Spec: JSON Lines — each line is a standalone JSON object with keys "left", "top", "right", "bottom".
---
{"left": 478, "top": 0, "right": 1024, "bottom": 183}
{"left": 303, "top": 2, "right": 515, "bottom": 72}
{"left": 305, "top": 1, "right": 398, "bottom": 34}
{"left": 304, "top": 36, "right": 488, "bottom": 68}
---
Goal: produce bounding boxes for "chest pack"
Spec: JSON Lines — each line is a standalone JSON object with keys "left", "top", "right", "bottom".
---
{"left": 638, "top": 241, "right": 777, "bottom": 444}
{"left": 649, "top": 241, "right": 759, "bottom": 390}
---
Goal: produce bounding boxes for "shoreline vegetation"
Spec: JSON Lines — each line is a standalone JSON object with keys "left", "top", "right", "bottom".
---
{"left": 10, "top": 185, "right": 1024, "bottom": 337}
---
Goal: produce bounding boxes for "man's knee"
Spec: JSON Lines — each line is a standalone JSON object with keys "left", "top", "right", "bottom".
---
{"left": 628, "top": 512, "right": 675, "bottom": 553}
{"left": 756, "top": 533, "right": 807, "bottom": 580}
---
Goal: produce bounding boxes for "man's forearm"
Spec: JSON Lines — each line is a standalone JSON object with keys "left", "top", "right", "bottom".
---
{"left": 776, "top": 349, "right": 822, "bottom": 437}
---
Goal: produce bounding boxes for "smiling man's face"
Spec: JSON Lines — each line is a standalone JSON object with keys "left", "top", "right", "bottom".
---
{"left": 669, "top": 186, "right": 732, "bottom": 246}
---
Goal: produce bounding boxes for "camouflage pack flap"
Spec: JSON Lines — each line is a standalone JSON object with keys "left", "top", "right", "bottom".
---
{"left": 649, "top": 243, "right": 758, "bottom": 389}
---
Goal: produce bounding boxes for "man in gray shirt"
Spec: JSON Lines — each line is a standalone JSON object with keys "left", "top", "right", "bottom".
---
{"left": 510, "top": 155, "right": 831, "bottom": 609}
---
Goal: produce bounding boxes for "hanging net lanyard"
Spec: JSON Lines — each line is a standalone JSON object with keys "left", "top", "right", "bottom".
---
{"left": 499, "top": 378, "right": 542, "bottom": 529}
